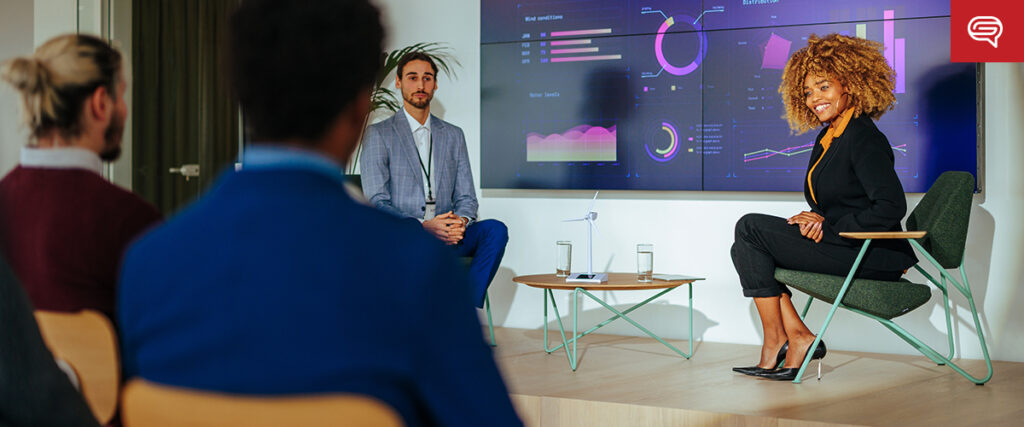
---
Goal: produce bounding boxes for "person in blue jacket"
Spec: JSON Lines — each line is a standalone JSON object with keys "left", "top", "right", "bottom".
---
{"left": 116, "top": 1, "right": 521, "bottom": 425}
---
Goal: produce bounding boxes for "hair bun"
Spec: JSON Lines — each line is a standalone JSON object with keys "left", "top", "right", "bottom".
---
{"left": 1, "top": 56, "right": 50, "bottom": 94}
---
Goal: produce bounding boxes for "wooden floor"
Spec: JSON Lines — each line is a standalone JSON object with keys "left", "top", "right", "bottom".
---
{"left": 490, "top": 327, "right": 1024, "bottom": 426}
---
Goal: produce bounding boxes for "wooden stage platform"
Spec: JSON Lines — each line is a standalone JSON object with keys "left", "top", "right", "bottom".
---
{"left": 490, "top": 327, "right": 1023, "bottom": 426}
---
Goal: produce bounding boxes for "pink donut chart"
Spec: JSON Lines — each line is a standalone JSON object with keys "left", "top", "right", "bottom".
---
{"left": 652, "top": 15, "right": 707, "bottom": 77}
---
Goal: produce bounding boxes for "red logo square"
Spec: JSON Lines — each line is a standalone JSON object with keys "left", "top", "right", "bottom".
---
{"left": 952, "top": 0, "right": 1024, "bottom": 62}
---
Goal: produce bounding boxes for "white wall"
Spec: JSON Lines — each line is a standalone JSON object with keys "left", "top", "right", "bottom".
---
{"left": 1, "top": 0, "right": 35, "bottom": 176}
{"left": 379, "top": 0, "right": 1023, "bottom": 362}
{"left": 108, "top": 0, "right": 132, "bottom": 189}
{"left": 33, "top": 0, "right": 75, "bottom": 49}
{"left": 3, "top": 0, "right": 94, "bottom": 177}
{"left": 2, "top": 0, "right": 77, "bottom": 176}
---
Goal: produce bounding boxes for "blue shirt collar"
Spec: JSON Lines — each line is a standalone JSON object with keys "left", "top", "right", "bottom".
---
{"left": 240, "top": 144, "right": 347, "bottom": 185}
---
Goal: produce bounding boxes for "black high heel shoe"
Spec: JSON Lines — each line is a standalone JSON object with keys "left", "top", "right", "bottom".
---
{"left": 756, "top": 340, "right": 827, "bottom": 381}
{"left": 732, "top": 341, "right": 788, "bottom": 376}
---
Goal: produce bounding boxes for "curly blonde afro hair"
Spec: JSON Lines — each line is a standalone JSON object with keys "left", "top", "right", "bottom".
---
{"left": 779, "top": 33, "right": 895, "bottom": 135}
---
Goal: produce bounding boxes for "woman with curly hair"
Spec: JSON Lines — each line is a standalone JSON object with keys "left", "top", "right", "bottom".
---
{"left": 730, "top": 33, "right": 918, "bottom": 381}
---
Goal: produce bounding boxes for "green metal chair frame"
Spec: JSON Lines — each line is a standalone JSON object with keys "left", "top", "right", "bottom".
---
{"left": 460, "top": 257, "right": 496, "bottom": 347}
{"left": 777, "top": 171, "right": 993, "bottom": 384}
{"left": 484, "top": 293, "right": 495, "bottom": 347}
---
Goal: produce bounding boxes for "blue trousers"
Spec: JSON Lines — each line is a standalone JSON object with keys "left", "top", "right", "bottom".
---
{"left": 452, "top": 219, "right": 508, "bottom": 307}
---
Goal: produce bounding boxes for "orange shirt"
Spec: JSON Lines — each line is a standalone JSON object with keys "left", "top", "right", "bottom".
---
{"left": 807, "top": 107, "right": 856, "bottom": 204}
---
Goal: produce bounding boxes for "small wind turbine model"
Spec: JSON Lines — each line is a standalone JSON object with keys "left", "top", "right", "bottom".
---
{"left": 563, "top": 191, "right": 608, "bottom": 283}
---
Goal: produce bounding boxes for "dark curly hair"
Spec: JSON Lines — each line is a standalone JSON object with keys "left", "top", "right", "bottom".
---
{"left": 228, "top": 0, "right": 384, "bottom": 142}
{"left": 779, "top": 33, "right": 896, "bottom": 135}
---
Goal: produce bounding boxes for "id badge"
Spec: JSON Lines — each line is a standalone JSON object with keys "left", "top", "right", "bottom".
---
{"left": 425, "top": 200, "right": 437, "bottom": 220}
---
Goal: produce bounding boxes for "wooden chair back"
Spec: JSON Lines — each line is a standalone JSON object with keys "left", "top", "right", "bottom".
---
{"left": 34, "top": 310, "right": 120, "bottom": 424}
{"left": 121, "top": 379, "right": 404, "bottom": 427}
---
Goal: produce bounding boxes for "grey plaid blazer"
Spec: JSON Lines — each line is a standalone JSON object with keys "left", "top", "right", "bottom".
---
{"left": 360, "top": 112, "right": 478, "bottom": 220}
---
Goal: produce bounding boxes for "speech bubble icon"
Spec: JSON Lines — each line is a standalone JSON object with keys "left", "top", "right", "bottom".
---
{"left": 968, "top": 16, "right": 1003, "bottom": 48}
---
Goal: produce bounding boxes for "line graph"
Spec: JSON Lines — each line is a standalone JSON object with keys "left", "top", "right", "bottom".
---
{"left": 744, "top": 143, "right": 909, "bottom": 163}
{"left": 744, "top": 142, "right": 813, "bottom": 162}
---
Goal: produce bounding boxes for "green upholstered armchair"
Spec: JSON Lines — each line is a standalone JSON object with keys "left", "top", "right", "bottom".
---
{"left": 775, "top": 171, "right": 993, "bottom": 384}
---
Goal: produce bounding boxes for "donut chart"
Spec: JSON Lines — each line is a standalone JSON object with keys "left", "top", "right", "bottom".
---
{"left": 653, "top": 15, "right": 707, "bottom": 76}
{"left": 645, "top": 121, "right": 681, "bottom": 162}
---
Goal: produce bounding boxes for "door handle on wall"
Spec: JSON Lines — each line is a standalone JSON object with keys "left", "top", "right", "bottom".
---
{"left": 169, "top": 164, "right": 200, "bottom": 181}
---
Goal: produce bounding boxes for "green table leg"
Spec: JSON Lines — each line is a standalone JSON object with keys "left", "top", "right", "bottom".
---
{"left": 540, "top": 284, "right": 694, "bottom": 371}
{"left": 544, "top": 289, "right": 578, "bottom": 370}
{"left": 545, "top": 287, "right": 679, "bottom": 353}
{"left": 578, "top": 288, "right": 692, "bottom": 359}
{"left": 689, "top": 283, "right": 693, "bottom": 358}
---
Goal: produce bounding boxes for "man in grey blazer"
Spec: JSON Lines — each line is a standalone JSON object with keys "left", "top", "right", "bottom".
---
{"left": 361, "top": 52, "right": 508, "bottom": 308}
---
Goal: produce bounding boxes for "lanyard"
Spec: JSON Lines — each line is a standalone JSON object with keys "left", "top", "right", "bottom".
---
{"left": 415, "top": 131, "right": 433, "bottom": 201}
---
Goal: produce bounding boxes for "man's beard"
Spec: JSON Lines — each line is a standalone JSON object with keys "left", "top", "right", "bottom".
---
{"left": 404, "top": 90, "right": 432, "bottom": 109}
{"left": 99, "top": 110, "right": 125, "bottom": 162}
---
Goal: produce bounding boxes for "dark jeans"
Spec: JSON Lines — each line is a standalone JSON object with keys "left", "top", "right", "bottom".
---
{"left": 452, "top": 219, "right": 509, "bottom": 307}
{"left": 730, "top": 213, "right": 903, "bottom": 298}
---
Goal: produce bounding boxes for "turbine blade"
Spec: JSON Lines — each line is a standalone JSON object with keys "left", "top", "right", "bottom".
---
{"left": 586, "top": 191, "right": 600, "bottom": 213}
{"left": 562, "top": 218, "right": 586, "bottom": 222}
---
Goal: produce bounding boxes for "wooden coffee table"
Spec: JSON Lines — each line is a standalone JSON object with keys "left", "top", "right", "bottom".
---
{"left": 513, "top": 273, "right": 703, "bottom": 371}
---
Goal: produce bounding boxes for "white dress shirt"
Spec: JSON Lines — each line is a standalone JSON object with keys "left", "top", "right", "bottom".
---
{"left": 403, "top": 107, "right": 435, "bottom": 204}
{"left": 401, "top": 108, "right": 472, "bottom": 227}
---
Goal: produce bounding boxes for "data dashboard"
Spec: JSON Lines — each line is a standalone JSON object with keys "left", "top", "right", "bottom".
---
{"left": 480, "top": 0, "right": 978, "bottom": 192}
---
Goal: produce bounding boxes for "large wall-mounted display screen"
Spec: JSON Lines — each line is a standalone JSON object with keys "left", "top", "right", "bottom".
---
{"left": 480, "top": 1, "right": 978, "bottom": 192}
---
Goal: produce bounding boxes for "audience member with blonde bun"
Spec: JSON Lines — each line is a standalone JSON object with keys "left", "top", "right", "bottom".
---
{"left": 0, "top": 34, "right": 161, "bottom": 322}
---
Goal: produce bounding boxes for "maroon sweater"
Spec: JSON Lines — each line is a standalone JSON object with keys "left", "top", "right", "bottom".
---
{"left": 0, "top": 166, "right": 161, "bottom": 320}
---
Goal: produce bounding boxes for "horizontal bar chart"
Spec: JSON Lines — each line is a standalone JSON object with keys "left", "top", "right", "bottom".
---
{"left": 550, "top": 54, "right": 621, "bottom": 63}
{"left": 549, "top": 39, "right": 592, "bottom": 46}
{"left": 550, "top": 28, "right": 611, "bottom": 37}
{"left": 551, "top": 47, "right": 599, "bottom": 54}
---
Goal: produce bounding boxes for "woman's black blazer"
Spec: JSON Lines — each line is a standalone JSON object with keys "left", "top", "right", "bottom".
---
{"left": 804, "top": 114, "right": 918, "bottom": 272}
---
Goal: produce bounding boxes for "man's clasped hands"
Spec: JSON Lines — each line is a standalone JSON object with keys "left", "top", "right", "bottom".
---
{"left": 423, "top": 211, "right": 468, "bottom": 245}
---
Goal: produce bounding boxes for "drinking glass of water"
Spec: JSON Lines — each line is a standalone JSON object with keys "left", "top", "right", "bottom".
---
{"left": 637, "top": 243, "right": 653, "bottom": 282}
{"left": 556, "top": 241, "right": 572, "bottom": 277}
